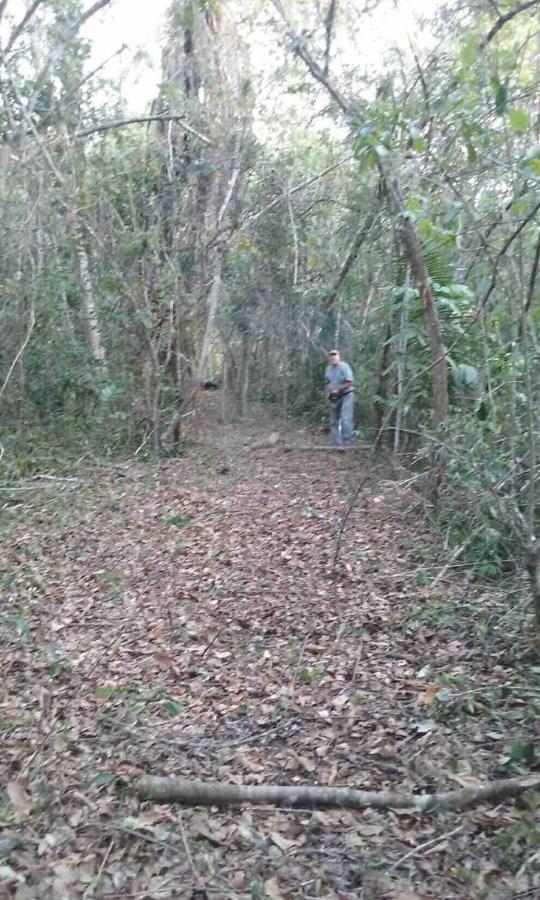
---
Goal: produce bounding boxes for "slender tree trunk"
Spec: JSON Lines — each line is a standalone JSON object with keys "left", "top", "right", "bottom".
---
{"left": 385, "top": 175, "right": 448, "bottom": 426}
{"left": 238, "top": 330, "right": 251, "bottom": 418}
{"left": 394, "top": 268, "right": 411, "bottom": 453}
{"left": 526, "top": 540, "right": 540, "bottom": 632}
{"left": 374, "top": 322, "right": 392, "bottom": 444}
{"left": 196, "top": 248, "right": 224, "bottom": 382}
{"left": 77, "top": 237, "right": 107, "bottom": 371}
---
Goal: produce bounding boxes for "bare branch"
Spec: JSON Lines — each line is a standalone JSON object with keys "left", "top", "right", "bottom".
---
{"left": 73, "top": 115, "right": 212, "bottom": 146}
{"left": 324, "top": 211, "right": 377, "bottom": 312}
{"left": 480, "top": 199, "right": 540, "bottom": 308}
{"left": 0, "top": 304, "right": 35, "bottom": 407}
{"left": 0, "top": 0, "right": 10, "bottom": 26}
{"left": 525, "top": 230, "right": 540, "bottom": 316}
{"left": 137, "top": 773, "right": 540, "bottom": 813}
{"left": 245, "top": 156, "right": 353, "bottom": 228}
{"left": 479, "top": 0, "right": 540, "bottom": 52}
{"left": 26, "top": 0, "right": 113, "bottom": 118}
{"left": 271, "top": 0, "right": 354, "bottom": 115}
{"left": 5, "top": 0, "right": 47, "bottom": 53}
{"left": 323, "top": 0, "right": 337, "bottom": 76}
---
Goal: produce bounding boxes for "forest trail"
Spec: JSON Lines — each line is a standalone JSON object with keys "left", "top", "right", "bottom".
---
{"left": 1, "top": 400, "right": 537, "bottom": 899}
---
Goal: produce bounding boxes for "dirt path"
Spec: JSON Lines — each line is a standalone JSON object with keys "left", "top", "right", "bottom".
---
{"left": 1, "top": 403, "right": 538, "bottom": 899}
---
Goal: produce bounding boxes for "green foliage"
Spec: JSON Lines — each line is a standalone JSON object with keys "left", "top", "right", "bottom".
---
{"left": 165, "top": 513, "right": 192, "bottom": 527}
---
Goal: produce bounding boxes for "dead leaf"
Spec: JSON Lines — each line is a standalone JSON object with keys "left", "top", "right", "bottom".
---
{"left": 289, "top": 750, "right": 316, "bottom": 773}
{"left": 332, "top": 693, "right": 349, "bottom": 709}
{"left": 194, "top": 825, "right": 228, "bottom": 846}
{"left": 7, "top": 782, "right": 32, "bottom": 817}
{"left": 264, "top": 877, "right": 284, "bottom": 899}
{"left": 423, "top": 682, "right": 439, "bottom": 706}
{"left": 450, "top": 774, "right": 482, "bottom": 788}
{"left": 356, "top": 822, "right": 384, "bottom": 837}
{"left": 269, "top": 831, "right": 295, "bottom": 854}
{"left": 0, "top": 864, "right": 25, "bottom": 885}
{"left": 415, "top": 719, "right": 437, "bottom": 734}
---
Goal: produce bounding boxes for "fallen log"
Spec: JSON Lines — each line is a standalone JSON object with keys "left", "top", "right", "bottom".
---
{"left": 136, "top": 774, "right": 540, "bottom": 813}
{"left": 282, "top": 444, "right": 369, "bottom": 453}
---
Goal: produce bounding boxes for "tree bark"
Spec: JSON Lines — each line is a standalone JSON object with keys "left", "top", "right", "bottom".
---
{"left": 324, "top": 211, "right": 376, "bottom": 313}
{"left": 77, "top": 239, "right": 107, "bottom": 371}
{"left": 270, "top": 2, "right": 449, "bottom": 429}
{"left": 526, "top": 540, "right": 540, "bottom": 632}
{"left": 137, "top": 774, "right": 540, "bottom": 813}
{"left": 385, "top": 176, "right": 448, "bottom": 427}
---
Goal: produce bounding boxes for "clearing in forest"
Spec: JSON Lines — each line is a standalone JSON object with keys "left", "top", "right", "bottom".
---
{"left": 1, "top": 404, "right": 538, "bottom": 899}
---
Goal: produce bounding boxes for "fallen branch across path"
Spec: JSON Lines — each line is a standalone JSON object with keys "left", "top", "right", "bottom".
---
{"left": 137, "top": 774, "right": 540, "bottom": 813}
{"left": 282, "top": 444, "right": 369, "bottom": 453}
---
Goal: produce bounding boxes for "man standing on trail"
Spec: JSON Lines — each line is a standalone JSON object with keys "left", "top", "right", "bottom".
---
{"left": 325, "top": 350, "right": 354, "bottom": 448}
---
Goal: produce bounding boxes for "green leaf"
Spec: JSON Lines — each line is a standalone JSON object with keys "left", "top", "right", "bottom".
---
{"left": 95, "top": 685, "right": 114, "bottom": 700}
{"left": 460, "top": 35, "right": 479, "bottom": 67}
{"left": 94, "top": 772, "right": 116, "bottom": 787}
{"left": 412, "top": 136, "right": 427, "bottom": 153}
{"left": 508, "top": 107, "right": 529, "bottom": 132}
{"left": 435, "top": 688, "right": 453, "bottom": 703}
{"left": 453, "top": 364, "right": 478, "bottom": 387}
{"left": 464, "top": 138, "right": 477, "bottom": 162}
{"left": 495, "top": 82, "right": 508, "bottom": 116}
{"left": 164, "top": 700, "right": 182, "bottom": 716}
{"left": 165, "top": 513, "right": 191, "bottom": 528}
{"left": 522, "top": 158, "right": 540, "bottom": 178}
{"left": 508, "top": 739, "right": 535, "bottom": 766}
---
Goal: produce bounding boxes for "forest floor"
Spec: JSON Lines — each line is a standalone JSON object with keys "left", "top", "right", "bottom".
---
{"left": 1, "top": 398, "right": 539, "bottom": 900}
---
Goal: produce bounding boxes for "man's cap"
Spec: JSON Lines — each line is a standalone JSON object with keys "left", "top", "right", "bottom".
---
{"left": 328, "top": 349, "right": 339, "bottom": 355}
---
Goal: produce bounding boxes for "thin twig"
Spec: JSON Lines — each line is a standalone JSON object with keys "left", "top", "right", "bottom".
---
{"left": 84, "top": 837, "right": 114, "bottom": 897}
{"left": 73, "top": 114, "right": 212, "bottom": 145}
{"left": 178, "top": 811, "right": 198, "bottom": 878}
{"left": 332, "top": 477, "right": 369, "bottom": 577}
{"left": 0, "top": 303, "right": 35, "bottom": 407}
{"left": 391, "top": 825, "right": 463, "bottom": 871}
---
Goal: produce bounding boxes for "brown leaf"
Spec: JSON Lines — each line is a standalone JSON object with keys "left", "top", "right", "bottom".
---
{"left": 269, "top": 831, "right": 295, "bottom": 854}
{"left": 194, "top": 825, "right": 228, "bottom": 846}
{"left": 423, "top": 682, "right": 439, "bottom": 706}
{"left": 7, "top": 782, "right": 32, "bottom": 817}
{"left": 332, "top": 693, "right": 349, "bottom": 709}
{"left": 264, "top": 877, "right": 284, "bottom": 899}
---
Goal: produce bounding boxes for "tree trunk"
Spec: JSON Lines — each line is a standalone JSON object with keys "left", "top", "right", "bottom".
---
{"left": 238, "top": 330, "right": 251, "bottom": 418}
{"left": 385, "top": 176, "right": 448, "bottom": 427}
{"left": 76, "top": 236, "right": 107, "bottom": 371}
{"left": 526, "top": 540, "right": 540, "bottom": 632}
{"left": 394, "top": 268, "right": 411, "bottom": 453}
{"left": 374, "top": 322, "right": 392, "bottom": 443}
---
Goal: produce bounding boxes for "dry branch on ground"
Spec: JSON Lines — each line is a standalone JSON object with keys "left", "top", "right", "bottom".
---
{"left": 136, "top": 774, "right": 540, "bottom": 812}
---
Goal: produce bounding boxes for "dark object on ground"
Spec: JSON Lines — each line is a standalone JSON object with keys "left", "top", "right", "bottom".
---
{"left": 201, "top": 380, "right": 220, "bottom": 390}
{"left": 217, "top": 465, "right": 231, "bottom": 475}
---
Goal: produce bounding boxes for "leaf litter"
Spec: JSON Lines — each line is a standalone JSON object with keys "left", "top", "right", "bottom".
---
{"left": 0, "top": 402, "right": 538, "bottom": 898}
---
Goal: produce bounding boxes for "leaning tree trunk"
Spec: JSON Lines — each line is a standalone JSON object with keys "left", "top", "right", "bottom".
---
{"left": 269, "top": 2, "right": 450, "bottom": 496}
{"left": 526, "top": 540, "right": 540, "bottom": 633}
{"left": 385, "top": 175, "right": 448, "bottom": 427}
{"left": 384, "top": 174, "right": 448, "bottom": 501}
